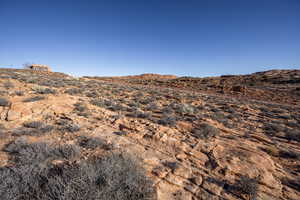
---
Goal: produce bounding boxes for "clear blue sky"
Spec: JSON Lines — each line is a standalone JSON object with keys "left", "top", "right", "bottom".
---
{"left": 1, "top": 0, "right": 300, "bottom": 77}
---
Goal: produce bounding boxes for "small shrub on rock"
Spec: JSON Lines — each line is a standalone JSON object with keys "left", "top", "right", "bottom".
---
{"left": 23, "top": 96, "right": 45, "bottom": 102}
{"left": 23, "top": 121, "right": 44, "bottom": 129}
{"left": 0, "top": 98, "right": 10, "bottom": 106}
{"left": 0, "top": 139, "right": 156, "bottom": 200}
{"left": 3, "top": 81, "right": 15, "bottom": 89}
{"left": 57, "top": 119, "right": 81, "bottom": 133}
{"left": 15, "top": 91, "right": 25, "bottom": 96}
{"left": 157, "top": 115, "right": 177, "bottom": 126}
{"left": 13, "top": 122, "right": 54, "bottom": 136}
{"left": 65, "top": 88, "right": 84, "bottom": 95}
{"left": 32, "top": 86, "right": 56, "bottom": 94}
{"left": 237, "top": 175, "right": 259, "bottom": 200}
{"left": 192, "top": 123, "right": 220, "bottom": 139}
{"left": 77, "top": 136, "right": 112, "bottom": 150}
{"left": 284, "top": 129, "right": 300, "bottom": 142}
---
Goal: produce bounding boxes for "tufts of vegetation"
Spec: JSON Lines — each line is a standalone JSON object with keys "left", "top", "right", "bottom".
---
{"left": 279, "top": 149, "right": 300, "bottom": 159}
{"left": 284, "top": 129, "right": 300, "bottom": 142}
{"left": 74, "top": 102, "right": 91, "bottom": 117}
{"left": 174, "top": 103, "right": 197, "bottom": 115}
{"left": 65, "top": 88, "right": 84, "bottom": 95}
{"left": 237, "top": 175, "right": 259, "bottom": 200}
{"left": 3, "top": 137, "right": 80, "bottom": 164}
{"left": 225, "top": 175, "right": 259, "bottom": 200}
{"left": 14, "top": 91, "right": 25, "bottom": 96}
{"left": 192, "top": 123, "right": 220, "bottom": 139}
{"left": 282, "top": 177, "right": 300, "bottom": 193}
{"left": 157, "top": 114, "right": 177, "bottom": 126}
{"left": 56, "top": 119, "right": 81, "bottom": 133}
{"left": 3, "top": 81, "right": 15, "bottom": 89}
{"left": 23, "top": 121, "right": 44, "bottom": 129}
{"left": 23, "top": 96, "right": 45, "bottom": 102}
{"left": 77, "top": 136, "right": 112, "bottom": 150}
{"left": 127, "top": 109, "right": 152, "bottom": 119}
{"left": 32, "top": 86, "right": 56, "bottom": 94}
{"left": 146, "top": 102, "right": 159, "bottom": 111}
{"left": 0, "top": 124, "right": 6, "bottom": 139}
{"left": 0, "top": 138, "right": 156, "bottom": 200}
{"left": 0, "top": 97, "right": 10, "bottom": 106}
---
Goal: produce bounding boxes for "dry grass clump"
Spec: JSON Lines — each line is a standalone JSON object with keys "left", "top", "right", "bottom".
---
{"left": 32, "top": 85, "right": 56, "bottom": 94}
{"left": 157, "top": 114, "right": 177, "bottom": 126}
{"left": 65, "top": 88, "right": 84, "bottom": 95}
{"left": 74, "top": 102, "right": 91, "bottom": 117}
{"left": 77, "top": 135, "right": 112, "bottom": 150}
{"left": 192, "top": 123, "right": 220, "bottom": 139}
{"left": 0, "top": 97, "right": 10, "bottom": 106}
{"left": 225, "top": 175, "right": 259, "bottom": 200}
{"left": 0, "top": 137, "right": 156, "bottom": 200}
{"left": 12, "top": 121, "right": 54, "bottom": 136}
{"left": 23, "top": 96, "right": 45, "bottom": 102}
{"left": 56, "top": 119, "right": 81, "bottom": 133}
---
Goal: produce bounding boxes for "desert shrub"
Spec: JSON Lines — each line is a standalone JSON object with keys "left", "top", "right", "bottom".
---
{"left": 12, "top": 126, "right": 54, "bottom": 137}
{"left": 0, "top": 90, "right": 8, "bottom": 95}
{"left": 225, "top": 175, "right": 259, "bottom": 200}
{"left": 90, "top": 98, "right": 106, "bottom": 108}
{"left": 279, "top": 149, "right": 300, "bottom": 159}
{"left": 77, "top": 136, "right": 112, "bottom": 150}
{"left": 282, "top": 177, "right": 300, "bottom": 192}
{"left": 139, "top": 98, "right": 153, "bottom": 105}
{"left": 127, "top": 110, "right": 152, "bottom": 119}
{"left": 23, "top": 121, "right": 44, "bottom": 129}
{"left": 39, "top": 125, "right": 55, "bottom": 133}
{"left": 11, "top": 121, "right": 55, "bottom": 136}
{"left": 74, "top": 102, "right": 88, "bottom": 112}
{"left": 3, "top": 137, "right": 80, "bottom": 164}
{"left": 192, "top": 123, "right": 220, "bottom": 139}
{"left": 26, "top": 79, "right": 38, "bottom": 84}
{"left": 0, "top": 124, "right": 6, "bottom": 139}
{"left": 0, "top": 97, "right": 10, "bottom": 106}
{"left": 285, "top": 121, "right": 300, "bottom": 129}
{"left": 86, "top": 91, "right": 99, "bottom": 98}
{"left": 32, "top": 86, "right": 56, "bottom": 94}
{"left": 74, "top": 102, "right": 91, "bottom": 117}
{"left": 174, "top": 103, "right": 197, "bottom": 115}
{"left": 146, "top": 102, "right": 159, "bottom": 111}
{"left": 157, "top": 115, "right": 177, "bottom": 126}
{"left": 64, "top": 123, "right": 80, "bottom": 132}
{"left": 12, "top": 128, "right": 39, "bottom": 136}
{"left": 91, "top": 99, "right": 125, "bottom": 112}
{"left": 65, "top": 88, "right": 84, "bottom": 95}
{"left": 127, "top": 101, "right": 141, "bottom": 108}
{"left": 259, "top": 146, "right": 280, "bottom": 157}
{"left": 263, "top": 123, "right": 285, "bottom": 136}
{"left": 0, "top": 140, "right": 156, "bottom": 200}
{"left": 57, "top": 119, "right": 81, "bottom": 132}
{"left": 162, "top": 105, "right": 174, "bottom": 114}
{"left": 236, "top": 176, "right": 259, "bottom": 199}
{"left": 23, "top": 96, "right": 45, "bottom": 102}
{"left": 3, "top": 81, "right": 15, "bottom": 89}
{"left": 284, "top": 129, "right": 300, "bottom": 142}
{"left": 14, "top": 91, "right": 24, "bottom": 96}
{"left": 108, "top": 103, "right": 126, "bottom": 112}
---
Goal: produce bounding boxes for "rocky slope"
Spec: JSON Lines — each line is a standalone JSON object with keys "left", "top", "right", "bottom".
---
{"left": 0, "top": 68, "right": 299, "bottom": 200}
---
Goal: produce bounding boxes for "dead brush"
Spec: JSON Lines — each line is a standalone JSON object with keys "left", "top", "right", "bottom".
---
{"left": 0, "top": 138, "right": 156, "bottom": 200}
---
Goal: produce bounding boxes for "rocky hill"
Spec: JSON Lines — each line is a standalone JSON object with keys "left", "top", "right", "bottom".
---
{"left": 0, "top": 68, "right": 299, "bottom": 200}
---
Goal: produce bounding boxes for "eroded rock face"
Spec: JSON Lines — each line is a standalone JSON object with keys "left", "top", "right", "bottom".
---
{"left": 0, "top": 69, "right": 299, "bottom": 200}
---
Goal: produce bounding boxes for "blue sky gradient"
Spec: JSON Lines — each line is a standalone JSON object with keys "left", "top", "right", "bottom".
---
{"left": 1, "top": 0, "right": 300, "bottom": 77}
